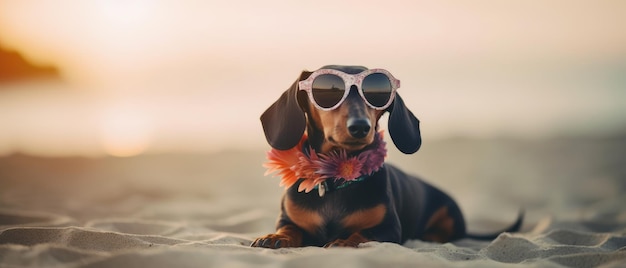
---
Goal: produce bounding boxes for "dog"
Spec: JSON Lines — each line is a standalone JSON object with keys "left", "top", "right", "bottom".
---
{"left": 251, "top": 65, "right": 522, "bottom": 248}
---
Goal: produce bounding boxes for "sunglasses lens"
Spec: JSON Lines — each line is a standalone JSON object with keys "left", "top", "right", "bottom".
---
{"left": 362, "top": 73, "right": 393, "bottom": 107}
{"left": 311, "top": 74, "right": 345, "bottom": 108}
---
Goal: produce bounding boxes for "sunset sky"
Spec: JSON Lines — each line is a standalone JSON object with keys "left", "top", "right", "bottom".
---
{"left": 0, "top": 0, "right": 625, "bottom": 157}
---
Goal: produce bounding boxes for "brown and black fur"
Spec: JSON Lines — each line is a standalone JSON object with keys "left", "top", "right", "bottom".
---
{"left": 251, "top": 65, "right": 522, "bottom": 248}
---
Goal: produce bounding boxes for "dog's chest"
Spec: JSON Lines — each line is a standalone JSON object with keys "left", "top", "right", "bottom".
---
{"left": 284, "top": 189, "right": 387, "bottom": 239}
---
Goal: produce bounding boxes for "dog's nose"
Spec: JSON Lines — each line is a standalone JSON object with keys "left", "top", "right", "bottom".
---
{"left": 347, "top": 118, "right": 371, "bottom": 139}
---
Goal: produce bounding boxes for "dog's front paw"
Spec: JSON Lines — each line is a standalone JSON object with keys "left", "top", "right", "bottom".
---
{"left": 251, "top": 234, "right": 295, "bottom": 249}
{"left": 324, "top": 232, "right": 370, "bottom": 248}
{"left": 324, "top": 239, "right": 361, "bottom": 248}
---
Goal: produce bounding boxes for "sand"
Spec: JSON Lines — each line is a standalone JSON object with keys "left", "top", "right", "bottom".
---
{"left": 1, "top": 137, "right": 625, "bottom": 267}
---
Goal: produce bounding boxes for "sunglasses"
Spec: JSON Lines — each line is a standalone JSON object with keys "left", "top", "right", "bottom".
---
{"left": 298, "top": 68, "right": 400, "bottom": 111}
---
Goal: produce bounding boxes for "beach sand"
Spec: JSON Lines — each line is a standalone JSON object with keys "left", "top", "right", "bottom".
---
{"left": 1, "top": 136, "right": 625, "bottom": 267}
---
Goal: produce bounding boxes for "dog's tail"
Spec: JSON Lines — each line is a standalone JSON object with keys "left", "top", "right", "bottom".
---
{"left": 465, "top": 209, "right": 524, "bottom": 240}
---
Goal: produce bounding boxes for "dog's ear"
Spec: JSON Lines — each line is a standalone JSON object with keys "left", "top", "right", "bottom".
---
{"left": 386, "top": 93, "right": 422, "bottom": 154}
{"left": 260, "top": 71, "right": 312, "bottom": 150}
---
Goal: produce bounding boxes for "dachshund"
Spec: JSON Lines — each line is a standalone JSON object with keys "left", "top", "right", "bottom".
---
{"left": 251, "top": 65, "right": 523, "bottom": 248}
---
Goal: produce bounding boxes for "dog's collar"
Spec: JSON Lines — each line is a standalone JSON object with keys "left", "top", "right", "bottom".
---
{"left": 263, "top": 132, "right": 387, "bottom": 196}
{"left": 312, "top": 175, "right": 369, "bottom": 197}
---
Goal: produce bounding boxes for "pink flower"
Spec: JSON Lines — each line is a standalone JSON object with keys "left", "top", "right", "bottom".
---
{"left": 360, "top": 133, "right": 387, "bottom": 175}
{"left": 297, "top": 176, "right": 326, "bottom": 193}
{"left": 317, "top": 150, "right": 363, "bottom": 181}
{"left": 294, "top": 148, "right": 325, "bottom": 193}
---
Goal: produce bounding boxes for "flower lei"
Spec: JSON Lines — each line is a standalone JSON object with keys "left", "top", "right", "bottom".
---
{"left": 263, "top": 132, "right": 387, "bottom": 194}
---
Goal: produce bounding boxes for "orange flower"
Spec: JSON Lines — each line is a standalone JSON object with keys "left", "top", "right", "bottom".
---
{"left": 263, "top": 135, "right": 307, "bottom": 189}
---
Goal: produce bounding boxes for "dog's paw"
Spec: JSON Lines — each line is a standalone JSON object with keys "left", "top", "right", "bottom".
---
{"left": 251, "top": 234, "right": 294, "bottom": 249}
{"left": 324, "top": 239, "right": 361, "bottom": 248}
{"left": 324, "top": 232, "right": 370, "bottom": 248}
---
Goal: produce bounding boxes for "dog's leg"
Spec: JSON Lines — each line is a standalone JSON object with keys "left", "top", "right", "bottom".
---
{"left": 251, "top": 224, "right": 304, "bottom": 248}
{"left": 422, "top": 205, "right": 466, "bottom": 242}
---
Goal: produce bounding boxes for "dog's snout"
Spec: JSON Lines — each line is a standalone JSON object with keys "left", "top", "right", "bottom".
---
{"left": 347, "top": 118, "right": 371, "bottom": 139}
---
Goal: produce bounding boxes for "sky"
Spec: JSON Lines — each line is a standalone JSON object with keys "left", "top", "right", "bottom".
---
{"left": 0, "top": 0, "right": 625, "bottom": 157}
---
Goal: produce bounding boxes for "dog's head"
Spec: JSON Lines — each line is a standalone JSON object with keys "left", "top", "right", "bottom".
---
{"left": 261, "top": 65, "right": 421, "bottom": 154}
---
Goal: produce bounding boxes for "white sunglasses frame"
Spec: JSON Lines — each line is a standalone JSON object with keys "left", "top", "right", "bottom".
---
{"left": 298, "top": 68, "right": 400, "bottom": 111}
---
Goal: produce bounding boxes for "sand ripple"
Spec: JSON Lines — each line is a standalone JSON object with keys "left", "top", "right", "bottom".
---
{"left": 1, "top": 215, "right": 625, "bottom": 268}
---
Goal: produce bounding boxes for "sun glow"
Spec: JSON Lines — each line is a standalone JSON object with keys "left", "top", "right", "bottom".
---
{"left": 99, "top": 101, "right": 154, "bottom": 157}
{"left": 94, "top": 0, "right": 155, "bottom": 25}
